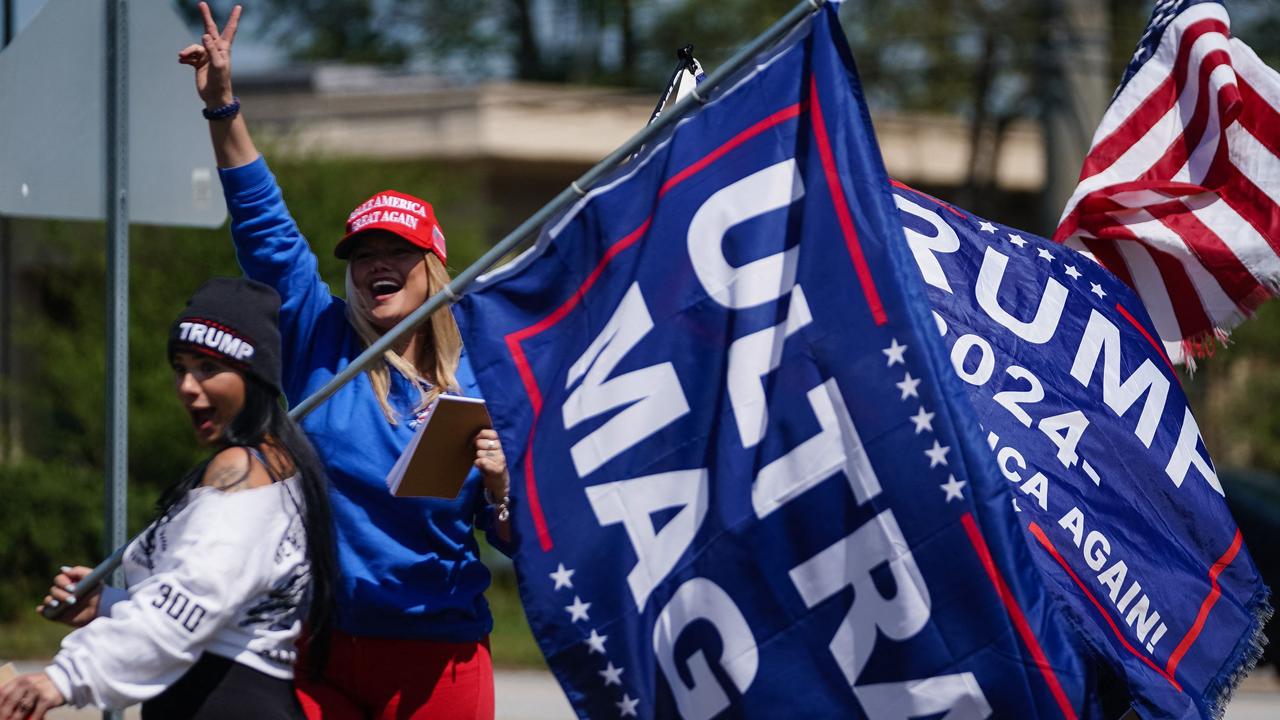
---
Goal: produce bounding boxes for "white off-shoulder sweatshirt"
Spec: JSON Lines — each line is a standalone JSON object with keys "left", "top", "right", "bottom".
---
{"left": 45, "top": 476, "right": 311, "bottom": 710}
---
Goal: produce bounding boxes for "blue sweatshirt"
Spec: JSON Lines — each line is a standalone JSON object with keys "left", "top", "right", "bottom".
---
{"left": 219, "top": 156, "right": 502, "bottom": 641}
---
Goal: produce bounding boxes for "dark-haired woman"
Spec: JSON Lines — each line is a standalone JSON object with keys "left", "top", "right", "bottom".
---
{"left": 0, "top": 277, "right": 338, "bottom": 720}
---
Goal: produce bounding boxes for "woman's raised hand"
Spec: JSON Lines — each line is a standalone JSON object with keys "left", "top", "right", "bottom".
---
{"left": 177, "top": 2, "right": 242, "bottom": 108}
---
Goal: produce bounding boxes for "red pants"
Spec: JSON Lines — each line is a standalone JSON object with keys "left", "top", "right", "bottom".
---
{"left": 295, "top": 630, "right": 495, "bottom": 720}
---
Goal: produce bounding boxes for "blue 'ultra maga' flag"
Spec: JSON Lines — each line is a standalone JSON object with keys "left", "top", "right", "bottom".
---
{"left": 455, "top": 5, "right": 1112, "bottom": 717}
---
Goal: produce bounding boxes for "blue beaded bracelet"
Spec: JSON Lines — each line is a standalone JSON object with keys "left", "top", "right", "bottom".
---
{"left": 202, "top": 97, "right": 241, "bottom": 121}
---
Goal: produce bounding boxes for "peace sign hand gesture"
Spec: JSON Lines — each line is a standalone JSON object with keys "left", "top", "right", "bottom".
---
{"left": 177, "top": 2, "right": 241, "bottom": 109}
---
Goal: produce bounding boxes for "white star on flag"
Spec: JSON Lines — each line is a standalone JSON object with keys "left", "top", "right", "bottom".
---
{"left": 549, "top": 563, "right": 575, "bottom": 590}
{"left": 882, "top": 338, "right": 907, "bottom": 366}
{"left": 617, "top": 693, "right": 640, "bottom": 717}
{"left": 585, "top": 629, "right": 608, "bottom": 654}
{"left": 1064, "top": 264, "right": 1082, "bottom": 280}
{"left": 925, "top": 440, "right": 950, "bottom": 468}
{"left": 1090, "top": 282, "right": 1107, "bottom": 299}
{"left": 896, "top": 372, "right": 921, "bottom": 400}
{"left": 565, "top": 595, "right": 591, "bottom": 622}
{"left": 910, "top": 406, "right": 934, "bottom": 434}
{"left": 1008, "top": 234, "right": 1028, "bottom": 247}
{"left": 940, "top": 475, "right": 967, "bottom": 502}
{"left": 979, "top": 220, "right": 996, "bottom": 233}
{"left": 599, "top": 662, "right": 625, "bottom": 686}
{"left": 1037, "top": 247, "right": 1054, "bottom": 261}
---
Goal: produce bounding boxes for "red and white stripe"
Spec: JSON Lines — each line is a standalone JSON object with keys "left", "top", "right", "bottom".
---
{"left": 1054, "top": 2, "right": 1280, "bottom": 365}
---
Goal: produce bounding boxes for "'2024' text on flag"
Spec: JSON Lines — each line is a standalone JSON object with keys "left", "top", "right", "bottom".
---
{"left": 455, "top": 5, "right": 1105, "bottom": 718}
{"left": 1055, "top": 0, "right": 1280, "bottom": 366}
{"left": 894, "top": 181, "right": 1268, "bottom": 718}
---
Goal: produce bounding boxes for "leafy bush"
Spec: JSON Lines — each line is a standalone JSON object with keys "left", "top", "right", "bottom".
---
{"left": 0, "top": 460, "right": 105, "bottom": 620}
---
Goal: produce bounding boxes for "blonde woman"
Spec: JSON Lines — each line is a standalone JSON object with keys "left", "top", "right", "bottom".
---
{"left": 178, "top": 4, "right": 511, "bottom": 718}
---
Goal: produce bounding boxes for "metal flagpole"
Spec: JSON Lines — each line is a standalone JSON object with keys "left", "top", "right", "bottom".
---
{"left": 0, "top": 0, "right": 13, "bottom": 463}
{"left": 45, "top": 0, "right": 828, "bottom": 616}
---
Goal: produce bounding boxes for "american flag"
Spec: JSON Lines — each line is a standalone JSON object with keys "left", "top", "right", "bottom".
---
{"left": 1053, "top": 0, "right": 1280, "bottom": 366}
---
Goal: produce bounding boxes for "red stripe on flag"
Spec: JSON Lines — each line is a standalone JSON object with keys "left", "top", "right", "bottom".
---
{"left": 1118, "top": 224, "right": 1216, "bottom": 341}
{"left": 521, "top": 427, "right": 553, "bottom": 551}
{"left": 1080, "top": 237, "right": 1137, "bottom": 290}
{"left": 505, "top": 335, "right": 542, "bottom": 416}
{"left": 1146, "top": 196, "right": 1262, "bottom": 311}
{"left": 1028, "top": 522, "right": 1183, "bottom": 692}
{"left": 1115, "top": 303, "right": 1178, "bottom": 376}
{"left": 660, "top": 103, "right": 803, "bottom": 197}
{"left": 809, "top": 75, "right": 887, "bottom": 325}
{"left": 1066, "top": 181, "right": 1183, "bottom": 245}
{"left": 1214, "top": 167, "right": 1280, "bottom": 258}
{"left": 1081, "top": 74, "right": 1175, "bottom": 180}
{"left": 1238, "top": 77, "right": 1280, "bottom": 159}
{"left": 1165, "top": 530, "right": 1246, "bottom": 677}
{"left": 960, "top": 514, "right": 1079, "bottom": 719}
{"left": 1080, "top": 19, "right": 1229, "bottom": 181}
{"left": 1143, "top": 48, "right": 1236, "bottom": 183}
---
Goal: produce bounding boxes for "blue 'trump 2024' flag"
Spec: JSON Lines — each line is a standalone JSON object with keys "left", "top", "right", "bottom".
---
{"left": 455, "top": 5, "right": 1104, "bottom": 718}
{"left": 891, "top": 182, "right": 1269, "bottom": 718}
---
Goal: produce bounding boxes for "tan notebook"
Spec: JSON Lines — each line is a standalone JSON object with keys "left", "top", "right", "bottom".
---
{"left": 0, "top": 662, "right": 16, "bottom": 687}
{"left": 386, "top": 395, "right": 492, "bottom": 499}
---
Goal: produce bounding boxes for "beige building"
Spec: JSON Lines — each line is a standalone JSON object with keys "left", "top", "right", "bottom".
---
{"left": 237, "top": 65, "right": 1046, "bottom": 240}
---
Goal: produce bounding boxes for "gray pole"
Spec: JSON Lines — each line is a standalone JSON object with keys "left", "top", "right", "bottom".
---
{"left": 104, "top": 1, "right": 128, "bottom": 718}
{"left": 0, "top": 0, "right": 12, "bottom": 462}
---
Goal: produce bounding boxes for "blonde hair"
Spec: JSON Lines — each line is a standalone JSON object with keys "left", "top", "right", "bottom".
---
{"left": 344, "top": 253, "right": 462, "bottom": 424}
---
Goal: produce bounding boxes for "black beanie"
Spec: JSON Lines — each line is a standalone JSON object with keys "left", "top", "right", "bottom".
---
{"left": 168, "top": 277, "right": 283, "bottom": 394}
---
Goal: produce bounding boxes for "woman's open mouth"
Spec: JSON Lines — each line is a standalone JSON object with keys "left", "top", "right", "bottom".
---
{"left": 370, "top": 278, "right": 403, "bottom": 302}
{"left": 189, "top": 407, "right": 215, "bottom": 432}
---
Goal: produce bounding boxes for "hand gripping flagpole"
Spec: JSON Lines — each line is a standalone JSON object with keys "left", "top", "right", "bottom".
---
{"left": 44, "top": 0, "right": 829, "bottom": 620}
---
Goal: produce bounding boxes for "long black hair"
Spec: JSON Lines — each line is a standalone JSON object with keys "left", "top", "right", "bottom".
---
{"left": 151, "top": 375, "right": 337, "bottom": 678}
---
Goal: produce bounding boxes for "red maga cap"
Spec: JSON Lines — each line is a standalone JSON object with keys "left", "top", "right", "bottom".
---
{"left": 335, "top": 190, "right": 447, "bottom": 263}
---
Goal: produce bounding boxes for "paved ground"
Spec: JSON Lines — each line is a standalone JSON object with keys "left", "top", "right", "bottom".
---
{"left": 1217, "top": 672, "right": 1280, "bottom": 720}
{"left": 10, "top": 661, "right": 1280, "bottom": 718}
{"left": 12, "top": 663, "right": 574, "bottom": 720}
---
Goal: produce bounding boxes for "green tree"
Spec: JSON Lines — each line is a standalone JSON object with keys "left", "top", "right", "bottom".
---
{"left": 177, "top": 0, "right": 411, "bottom": 65}
{"left": 411, "top": 0, "right": 641, "bottom": 84}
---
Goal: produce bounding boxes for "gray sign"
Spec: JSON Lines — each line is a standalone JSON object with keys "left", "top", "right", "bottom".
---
{"left": 0, "top": 0, "right": 225, "bottom": 227}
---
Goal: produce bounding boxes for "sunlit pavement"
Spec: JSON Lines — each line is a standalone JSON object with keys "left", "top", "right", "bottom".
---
{"left": 14, "top": 662, "right": 1279, "bottom": 719}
